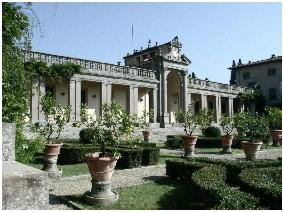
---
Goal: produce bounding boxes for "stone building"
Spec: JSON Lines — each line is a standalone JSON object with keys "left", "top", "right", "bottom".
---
{"left": 229, "top": 55, "right": 282, "bottom": 107}
{"left": 26, "top": 36, "right": 248, "bottom": 127}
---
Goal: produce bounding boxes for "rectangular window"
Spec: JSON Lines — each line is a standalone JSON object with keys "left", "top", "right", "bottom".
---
{"left": 269, "top": 88, "right": 277, "bottom": 100}
{"left": 243, "top": 72, "right": 250, "bottom": 80}
{"left": 268, "top": 68, "right": 276, "bottom": 76}
{"left": 81, "top": 89, "right": 88, "bottom": 106}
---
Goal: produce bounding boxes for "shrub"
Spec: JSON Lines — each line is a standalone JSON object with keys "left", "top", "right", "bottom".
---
{"left": 239, "top": 167, "right": 282, "bottom": 209}
{"left": 114, "top": 147, "right": 143, "bottom": 169}
{"left": 192, "top": 165, "right": 259, "bottom": 209}
{"left": 79, "top": 128, "right": 96, "bottom": 144}
{"left": 141, "top": 147, "right": 160, "bottom": 166}
{"left": 166, "top": 135, "right": 183, "bottom": 149}
{"left": 203, "top": 126, "right": 221, "bottom": 138}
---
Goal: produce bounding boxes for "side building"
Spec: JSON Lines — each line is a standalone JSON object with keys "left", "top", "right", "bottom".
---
{"left": 228, "top": 55, "right": 282, "bottom": 107}
{"left": 25, "top": 36, "right": 249, "bottom": 127}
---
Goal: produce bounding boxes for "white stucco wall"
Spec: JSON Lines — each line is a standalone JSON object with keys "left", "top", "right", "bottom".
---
{"left": 112, "top": 85, "right": 128, "bottom": 110}
{"left": 82, "top": 81, "right": 101, "bottom": 119}
{"left": 55, "top": 83, "right": 69, "bottom": 106}
{"left": 138, "top": 88, "right": 149, "bottom": 120}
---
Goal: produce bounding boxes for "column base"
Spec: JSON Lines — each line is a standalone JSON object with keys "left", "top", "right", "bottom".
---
{"left": 84, "top": 191, "right": 119, "bottom": 205}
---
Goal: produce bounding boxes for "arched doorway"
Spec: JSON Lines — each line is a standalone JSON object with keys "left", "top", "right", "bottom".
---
{"left": 167, "top": 71, "right": 181, "bottom": 123}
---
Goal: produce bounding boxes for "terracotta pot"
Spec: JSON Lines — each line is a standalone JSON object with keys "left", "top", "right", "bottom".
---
{"left": 221, "top": 135, "right": 233, "bottom": 154}
{"left": 241, "top": 141, "right": 262, "bottom": 160}
{"left": 142, "top": 130, "right": 150, "bottom": 141}
{"left": 84, "top": 152, "right": 119, "bottom": 205}
{"left": 181, "top": 135, "right": 198, "bottom": 157}
{"left": 42, "top": 143, "right": 63, "bottom": 177}
{"left": 270, "top": 130, "right": 282, "bottom": 146}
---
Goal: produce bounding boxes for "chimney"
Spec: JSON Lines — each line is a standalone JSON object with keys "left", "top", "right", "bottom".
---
{"left": 232, "top": 60, "right": 236, "bottom": 67}
{"left": 238, "top": 59, "right": 242, "bottom": 65}
{"left": 148, "top": 39, "right": 151, "bottom": 48}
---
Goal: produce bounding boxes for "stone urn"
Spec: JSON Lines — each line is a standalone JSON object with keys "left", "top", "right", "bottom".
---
{"left": 181, "top": 135, "right": 198, "bottom": 157}
{"left": 142, "top": 130, "right": 150, "bottom": 142}
{"left": 270, "top": 130, "right": 282, "bottom": 147}
{"left": 241, "top": 141, "right": 262, "bottom": 160}
{"left": 42, "top": 143, "right": 63, "bottom": 177}
{"left": 220, "top": 135, "right": 233, "bottom": 154}
{"left": 84, "top": 152, "right": 119, "bottom": 205}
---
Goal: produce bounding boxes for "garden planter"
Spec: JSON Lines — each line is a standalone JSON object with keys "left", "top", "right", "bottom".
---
{"left": 142, "top": 130, "right": 150, "bottom": 142}
{"left": 42, "top": 143, "right": 63, "bottom": 177}
{"left": 84, "top": 152, "right": 119, "bottom": 205}
{"left": 181, "top": 135, "right": 198, "bottom": 157}
{"left": 270, "top": 130, "right": 282, "bottom": 147}
{"left": 220, "top": 135, "right": 233, "bottom": 154}
{"left": 241, "top": 141, "right": 262, "bottom": 160}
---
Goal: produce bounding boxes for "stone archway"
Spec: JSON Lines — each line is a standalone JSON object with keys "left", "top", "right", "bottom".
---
{"left": 167, "top": 71, "right": 181, "bottom": 123}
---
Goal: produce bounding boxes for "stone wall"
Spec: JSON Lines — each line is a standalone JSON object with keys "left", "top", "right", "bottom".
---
{"left": 2, "top": 123, "right": 16, "bottom": 161}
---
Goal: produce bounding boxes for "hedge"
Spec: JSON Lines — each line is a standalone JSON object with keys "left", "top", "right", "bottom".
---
{"left": 114, "top": 147, "right": 143, "bottom": 169}
{"left": 192, "top": 165, "right": 259, "bottom": 209}
{"left": 141, "top": 147, "right": 160, "bottom": 166}
{"left": 79, "top": 128, "right": 96, "bottom": 144}
{"left": 239, "top": 167, "right": 282, "bottom": 209}
{"left": 203, "top": 126, "right": 221, "bottom": 138}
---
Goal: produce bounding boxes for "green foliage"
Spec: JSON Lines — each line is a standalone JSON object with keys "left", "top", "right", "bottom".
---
{"left": 203, "top": 126, "right": 221, "bottom": 138}
{"left": 174, "top": 105, "right": 199, "bottom": 136}
{"left": 15, "top": 127, "right": 44, "bottom": 164}
{"left": 233, "top": 112, "right": 269, "bottom": 142}
{"left": 192, "top": 165, "right": 259, "bottom": 209}
{"left": 239, "top": 167, "right": 282, "bottom": 209}
{"left": 265, "top": 107, "right": 282, "bottom": 129}
{"left": 33, "top": 95, "right": 71, "bottom": 142}
{"left": 141, "top": 147, "right": 160, "bottom": 166}
{"left": 220, "top": 115, "right": 235, "bottom": 135}
{"left": 79, "top": 128, "right": 96, "bottom": 145}
{"left": 196, "top": 108, "right": 213, "bottom": 131}
{"left": 115, "top": 147, "right": 143, "bottom": 169}
{"left": 138, "top": 109, "right": 154, "bottom": 130}
{"left": 2, "top": 3, "right": 32, "bottom": 123}
{"left": 24, "top": 59, "right": 81, "bottom": 82}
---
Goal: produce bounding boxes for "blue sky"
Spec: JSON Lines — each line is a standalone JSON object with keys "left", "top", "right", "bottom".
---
{"left": 29, "top": 2, "right": 282, "bottom": 84}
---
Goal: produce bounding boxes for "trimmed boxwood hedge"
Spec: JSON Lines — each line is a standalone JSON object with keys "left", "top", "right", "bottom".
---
{"left": 192, "top": 165, "right": 259, "bottom": 209}
{"left": 141, "top": 147, "right": 160, "bottom": 166}
{"left": 114, "top": 147, "right": 143, "bottom": 169}
{"left": 239, "top": 167, "right": 282, "bottom": 209}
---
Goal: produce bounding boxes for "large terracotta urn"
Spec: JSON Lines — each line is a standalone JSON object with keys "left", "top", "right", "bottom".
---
{"left": 220, "top": 135, "right": 233, "bottom": 154}
{"left": 142, "top": 130, "right": 150, "bottom": 142}
{"left": 241, "top": 141, "right": 262, "bottom": 160}
{"left": 42, "top": 143, "right": 63, "bottom": 177}
{"left": 84, "top": 152, "right": 119, "bottom": 205}
{"left": 270, "top": 130, "right": 282, "bottom": 146}
{"left": 181, "top": 135, "right": 198, "bottom": 157}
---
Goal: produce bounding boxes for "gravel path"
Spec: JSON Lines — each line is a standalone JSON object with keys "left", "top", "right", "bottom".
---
{"left": 48, "top": 148, "right": 281, "bottom": 210}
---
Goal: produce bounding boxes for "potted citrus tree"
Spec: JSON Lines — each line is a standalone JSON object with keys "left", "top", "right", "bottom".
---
{"left": 84, "top": 102, "right": 136, "bottom": 205}
{"left": 219, "top": 114, "right": 235, "bottom": 154}
{"left": 175, "top": 105, "right": 200, "bottom": 157}
{"left": 33, "top": 94, "right": 71, "bottom": 177}
{"left": 234, "top": 112, "right": 269, "bottom": 160}
{"left": 139, "top": 109, "right": 154, "bottom": 142}
{"left": 197, "top": 108, "right": 213, "bottom": 135}
{"left": 265, "top": 107, "right": 282, "bottom": 146}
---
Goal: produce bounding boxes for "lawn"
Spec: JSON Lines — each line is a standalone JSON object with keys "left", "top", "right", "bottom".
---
{"left": 63, "top": 178, "right": 213, "bottom": 210}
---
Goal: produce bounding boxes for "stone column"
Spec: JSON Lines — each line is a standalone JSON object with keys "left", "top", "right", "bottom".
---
{"left": 69, "top": 80, "right": 76, "bottom": 121}
{"left": 31, "top": 78, "right": 39, "bottom": 122}
{"left": 201, "top": 94, "right": 208, "bottom": 109}
{"left": 129, "top": 85, "right": 134, "bottom": 114}
{"left": 187, "top": 93, "right": 192, "bottom": 108}
{"left": 228, "top": 98, "right": 234, "bottom": 117}
{"left": 38, "top": 78, "right": 46, "bottom": 121}
{"left": 216, "top": 95, "right": 222, "bottom": 122}
{"left": 133, "top": 86, "right": 139, "bottom": 114}
{"left": 106, "top": 84, "right": 112, "bottom": 103}
{"left": 153, "top": 88, "right": 157, "bottom": 122}
{"left": 183, "top": 74, "right": 188, "bottom": 111}
{"left": 101, "top": 82, "right": 107, "bottom": 105}
{"left": 75, "top": 80, "right": 81, "bottom": 121}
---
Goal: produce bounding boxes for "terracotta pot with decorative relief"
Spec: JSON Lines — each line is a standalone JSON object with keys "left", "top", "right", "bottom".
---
{"left": 241, "top": 140, "right": 262, "bottom": 160}
{"left": 142, "top": 130, "right": 150, "bottom": 142}
{"left": 181, "top": 135, "right": 198, "bottom": 157}
{"left": 270, "top": 130, "right": 282, "bottom": 146}
{"left": 42, "top": 142, "right": 63, "bottom": 177}
{"left": 220, "top": 135, "right": 233, "bottom": 154}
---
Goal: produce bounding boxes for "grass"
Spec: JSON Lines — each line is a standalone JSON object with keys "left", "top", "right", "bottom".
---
{"left": 64, "top": 178, "right": 213, "bottom": 210}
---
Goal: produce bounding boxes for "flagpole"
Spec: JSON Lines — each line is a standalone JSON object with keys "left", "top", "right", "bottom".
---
{"left": 131, "top": 24, "right": 134, "bottom": 52}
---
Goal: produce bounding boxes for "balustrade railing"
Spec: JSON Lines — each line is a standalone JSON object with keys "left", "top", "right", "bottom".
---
{"left": 24, "top": 51, "right": 156, "bottom": 80}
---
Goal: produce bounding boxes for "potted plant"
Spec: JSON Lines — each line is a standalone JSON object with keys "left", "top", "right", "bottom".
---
{"left": 234, "top": 112, "right": 269, "bottom": 160}
{"left": 197, "top": 108, "right": 213, "bottom": 135}
{"left": 139, "top": 109, "right": 154, "bottom": 142}
{"left": 84, "top": 102, "right": 136, "bottom": 205}
{"left": 265, "top": 107, "right": 282, "bottom": 146}
{"left": 33, "top": 94, "right": 71, "bottom": 177}
{"left": 174, "top": 105, "right": 200, "bottom": 157}
{"left": 219, "top": 114, "right": 235, "bottom": 154}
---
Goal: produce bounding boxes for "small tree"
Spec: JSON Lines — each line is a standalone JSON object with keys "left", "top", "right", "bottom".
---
{"left": 220, "top": 114, "right": 235, "bottom": 136}
{"left": 175, "top": 105, "right": 199, "bottom": 136}
{"left": 265, "top": 107, "right": 282, "bottom": 130}
{"left": 33, "top": 95, "right": 71, "bottom": 143}
{"left": 138, "top": 109, "right": 154, "bottom": 131}
{"left": 196, "top": 108, "right": 213, "bottom": 132}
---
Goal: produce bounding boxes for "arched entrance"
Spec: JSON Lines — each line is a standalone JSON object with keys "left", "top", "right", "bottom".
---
{"left": 167, "top": 71, "right": 181, "bottom": 123}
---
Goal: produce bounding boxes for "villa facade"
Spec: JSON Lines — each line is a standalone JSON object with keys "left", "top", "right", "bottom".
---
{"left": 26, "top": 37, "right": 249, "bottom": 127}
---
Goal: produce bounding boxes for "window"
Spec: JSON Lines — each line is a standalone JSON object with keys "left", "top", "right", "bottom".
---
{"left": 268, "top": 68, "right": 276, "bottom": 76}
{"left": 45, "top": 86, "right": 55, "bottom": 98}
{"left": 81, "top": 89, "right": 88, "bottom": 106}
{"left": 150, "top": 52, "right": 155, "bottom": 58}
{"left": 243, "top": 72, "right": 250, "bottom": 80}
{"left": 269, "top": 88, "right": 277, "bottom": 100}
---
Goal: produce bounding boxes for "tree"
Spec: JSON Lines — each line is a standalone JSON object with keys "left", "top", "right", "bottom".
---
{"left": 2, "top": 2, "right": 32, "bottom": 123}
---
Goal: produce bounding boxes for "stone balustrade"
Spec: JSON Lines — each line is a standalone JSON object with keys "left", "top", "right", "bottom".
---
{"left": 188, "top": 77, "right": 250, "bottom": 94}
{"left": 24, "top": 51, "right": 156, "bottom": 81}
